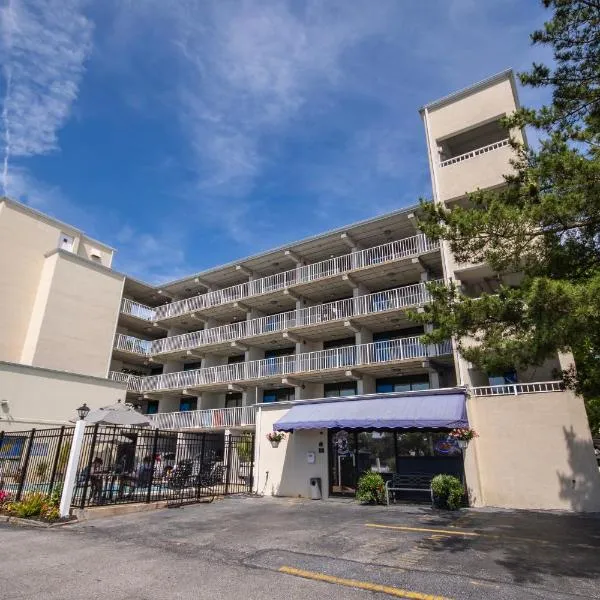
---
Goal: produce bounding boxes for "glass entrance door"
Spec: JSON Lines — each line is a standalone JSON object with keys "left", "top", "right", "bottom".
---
{"left": 329, "top": 430, "right": 357, "bottom": 495}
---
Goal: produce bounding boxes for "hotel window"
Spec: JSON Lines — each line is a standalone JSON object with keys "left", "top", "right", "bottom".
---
{"left": 376, "top": 376, "right": 430, "bottom": 394}
{"left": 225, "top": 392, "right": 242, "bottom": 408}
{"left": 324, "top": 381, "right": 357, "bottom": 398}
{"left": 263, "top": 387, "right": 295, "bottom": 404}
{"left": 145, "top": 400, "right": 159, "bottom": 415}
{"left": 179, "top": 397, "right": 197, "bottom": 412}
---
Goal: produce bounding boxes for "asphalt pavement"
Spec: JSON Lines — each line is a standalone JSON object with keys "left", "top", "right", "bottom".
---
{"left": 1, "top": 496, "right": 599, "bottom": 599}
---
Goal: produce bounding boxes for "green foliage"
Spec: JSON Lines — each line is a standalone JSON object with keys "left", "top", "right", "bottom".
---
{"left": 356, "top": 472, "right": 385, "bottom": 505}
{"left": 57, "top": 442, "right": 71, "bottom": 474}
{"left": 414, "top": 1, "right": 600, "bottom": 426}
{"left": 237, "top": 434, "right": 254, "bottom": 463}
{"left": 5, "top": 490, "right": 61, "bottom": 522}
{"left": 35, "top": 460, "right": 49, "bottom": 480}
{"left": 431, "top": 475, "right": 464, "bottom": 511}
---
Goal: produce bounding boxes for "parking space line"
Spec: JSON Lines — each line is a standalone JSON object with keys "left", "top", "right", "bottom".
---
{"left": 366, "top": 524, "right": 479, "bottom": 537}
{"left": 278, "top": 566, "right": 454, "bottom": 600}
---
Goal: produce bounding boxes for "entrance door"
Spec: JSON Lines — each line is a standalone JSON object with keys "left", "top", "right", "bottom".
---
{"left": 329, "top": 430, "right": 357, "bottom": 495}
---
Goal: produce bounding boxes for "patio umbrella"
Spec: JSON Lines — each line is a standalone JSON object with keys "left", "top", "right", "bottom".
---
{"left": 84, "top": 399, "right": 156, "bottom": 427}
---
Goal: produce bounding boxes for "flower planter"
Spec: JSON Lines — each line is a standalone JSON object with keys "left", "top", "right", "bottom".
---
{"left": 270, "top": 440, "right": 280, "bottom": 448}
{"left": 457, "top": 439, "right": 468, "bottom": 450}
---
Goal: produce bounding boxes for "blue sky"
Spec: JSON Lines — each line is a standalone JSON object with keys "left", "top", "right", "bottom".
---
{"left": 1, "top": 0, "right": 551, "bottom": 283}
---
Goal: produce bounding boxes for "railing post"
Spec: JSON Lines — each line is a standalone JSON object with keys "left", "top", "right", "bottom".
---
{"left": 249, "top": 433, "right": 256, "bottom": 492}
{"left": 59, "top": 419, "right": 87, "bottom": 518}
{"left": 16, "top": 429, "right": 36, "bottom": 502}
{"left": 146, "top": 428, "right": 160, "bottom": 504}
{"left": 48, "top": 425, "right": 66, "bottom": 495}
{"left": 224, "top": 429, "right": 231, "bottom": 496}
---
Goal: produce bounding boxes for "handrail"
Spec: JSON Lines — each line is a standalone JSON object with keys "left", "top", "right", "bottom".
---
{"left": 150, "top": 405, "right": 256, "bottom": 430}
{"left": 153, "top": 233, "right": 439, "bottom": 321}
{"left": 121, "top": 298, "right": 156, "bottom": 321}
{"left": 439, "top": 138, "right": 510, "bottom": 168}
{"left": 470, "top": 381, "right": 564, "bottom": 396}
{"left": 113, "top": 333, "right": 152, "bottom": 355}
{"left": 108, "top": 371, "right": 145, "bottom": 392}
{"left": 140, "top": 337, "right": 452, "bottom": 393}
{"left": 151, "top": 281, "right": 439, "bottom": 355}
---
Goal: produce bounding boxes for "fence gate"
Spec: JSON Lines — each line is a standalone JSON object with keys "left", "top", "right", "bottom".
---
{"left": 72, "top": 427, "right": 255, "bottom": 509}
{"left": 0, "top": 427, "right": 75, "bottom": 501}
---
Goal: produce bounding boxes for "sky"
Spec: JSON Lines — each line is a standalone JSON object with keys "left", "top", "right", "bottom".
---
{"left": 1, "top": 0, "right": 552, "bottom": 284}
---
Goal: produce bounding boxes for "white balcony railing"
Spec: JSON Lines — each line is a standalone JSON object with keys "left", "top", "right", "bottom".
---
{"left": 150, "top": 405, "right": 256, "bottom": 430}
{"left": 121, "top": 298, "right": 156, "bottom": 321}
{"left": 470, "top": 381, "right": 564, "bottom": 397}
{"left": 439, "top": 138, "right": 510, "bottom": 168}
{"left": 153, "top": 233, "right": 439, "bottom": 321}
{"left": 113, "top": 333, "right": 152, "bottom": 355}
{"left": 151, "top": 281, "right": 438, "bottom": 356}
{"left": 140, "top": 337, "right": 452, "bottom": 393}
{"left": 108, "top": 371, "right": 145, "bottom": 392}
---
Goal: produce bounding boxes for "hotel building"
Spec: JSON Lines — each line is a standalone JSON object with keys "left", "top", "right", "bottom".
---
{"left": 1, "top": 70, "right": 598, "bottom": 511}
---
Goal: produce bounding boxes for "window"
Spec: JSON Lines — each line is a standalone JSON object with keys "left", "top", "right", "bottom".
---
{"left": 59, "top": 233, "right": 74, "bottom": 252}
{"left": 324, "top": 381, "right": 357, "bottom": 398}
{"left": 228, "top": 355, "right": 245, "bottom": 364}
{"left": 488, "top": 370, "right": 517, "bottom": 386}
{"left": 145, "top": 400, "right": 159, "bottom": 415}
{"left": 179, "top": 398, "right": 197, "bottom": 412}
{"left": 263, "top": 387, "right": 295, "bottom": 404}
{"left": 376, "top": 376, "right": 430, "bottom": 394}
{"left": 184, "top": 362, "right": 202, "bottom": 371}
{"left": 397, "top": 432, "right": 461, "bottom": 457}
{"left": 225, "top": 392, "right": 242, "bottom": 408}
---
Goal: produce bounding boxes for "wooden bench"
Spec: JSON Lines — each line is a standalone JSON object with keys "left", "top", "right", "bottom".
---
{"left": 385, "top": 473, "right": 434, "bottom": 505}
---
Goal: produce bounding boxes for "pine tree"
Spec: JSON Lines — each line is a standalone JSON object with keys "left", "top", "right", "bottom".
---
{"left": 412, "top": 0, "right": 600, "bottom": 433}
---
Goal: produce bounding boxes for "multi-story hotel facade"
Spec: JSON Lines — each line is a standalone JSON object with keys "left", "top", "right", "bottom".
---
{"left": 1, "top": 70, "right": 599, "bottom": 511}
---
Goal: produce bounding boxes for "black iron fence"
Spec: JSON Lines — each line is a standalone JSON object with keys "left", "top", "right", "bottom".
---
{"left": 0, "top": 427, "right": 75, "bottom": 501}
{"left": 73, "top": 426, "right": 255, "bottom": 508}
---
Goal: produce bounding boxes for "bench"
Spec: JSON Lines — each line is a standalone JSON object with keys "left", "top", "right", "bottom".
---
{"left": 385, "top": 473, "right": 434, "bottom": 505}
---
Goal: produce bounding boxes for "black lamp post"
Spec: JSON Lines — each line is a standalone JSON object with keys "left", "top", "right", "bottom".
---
{"left": 76, "top": 403, "right": 90, "bottom": 420}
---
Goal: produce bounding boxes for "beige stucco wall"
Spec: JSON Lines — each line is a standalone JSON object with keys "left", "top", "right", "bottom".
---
{"left": 0, "top": 361, "right": 126, "bottom": 431}
{"left": 0, "top": 201, "right": 78, "bottom": 363}
{"left": 21, "top": 250, "right": 124, "bottom": 377}
{"left": 254, "top": 404, "right": 328, "bottom": 498}
{"left": 466, "top": 390, "right": 600, "bottom": 511}
{"left": 77, "top": 236, "right": 114, "bottom": 268}
{"left": 427, "top": 77, "right": 516, "bottom": 141}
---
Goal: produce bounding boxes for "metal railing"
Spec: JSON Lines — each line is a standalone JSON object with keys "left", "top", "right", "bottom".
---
{"left": 151, "top": 281, "right": 438, "bottom": 355}
{"left": 439, "top": 138, "right": 510, "bottom": 168}
{"left": 150, "top": 405, "right": 256, "bottom": 430}
{"left": 141, "top": 337, "right": 452, "bottom": 393}
{"left": 153, "top": 233, "right": 439, "bottom": 321}
{"left": 470, "top": 381, "right": 564, "bottom": 396}
{"left": 121, "top": 298, "right": 156, "bottom": 321}
{"left": 108, "top": 371, "right": 145, "bottom": 393}
{"left": 114, "top": 333, "right": 152, "bottom": 356}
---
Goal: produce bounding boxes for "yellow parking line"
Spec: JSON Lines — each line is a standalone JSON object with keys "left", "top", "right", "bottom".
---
{"left": 366, "top": 523, "right": 479, "bottom": 537}
{"left": 278, "top": 566, "right": 454, "bottom": 600}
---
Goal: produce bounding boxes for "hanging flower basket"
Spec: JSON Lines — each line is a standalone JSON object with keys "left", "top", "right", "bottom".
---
{"left": 449, "top": 427, "right": 478, "bottom": 450}
{"left": 267, "top": 431, "right": 286, "bottom": 448}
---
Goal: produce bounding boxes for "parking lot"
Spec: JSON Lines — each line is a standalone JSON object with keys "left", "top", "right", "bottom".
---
{"left": 1, "top": 496, "right": 599, "bottom": 599}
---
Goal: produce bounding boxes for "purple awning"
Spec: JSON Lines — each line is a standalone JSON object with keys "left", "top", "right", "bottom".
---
{"left": 273, "top": 392, "right": 468, "bottom": 432}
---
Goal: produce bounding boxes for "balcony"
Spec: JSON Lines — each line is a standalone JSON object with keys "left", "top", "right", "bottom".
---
{"left": 150, "top": 405, "right": 256, "bottom": 431}
{"left": 437, "top": 138, "right": 513, "bottom": 202}
{"left": 108, "top": 371, "right": 145, "bottom": 393}
{"left": 153, "top": 233, "right": 439, "bottom": 322}
{"left": 140, "top": 337, "right": 452, "bottom": 393}
{"left": 121, "top": 298, "right": 157, "bottom": 321}
{"left": 113, "top": 333, "right": 152, "bottom": 356}
{"left": 470, "top": 381, "right": 564, "bottom": 397}
{"left": 151, "top": 281, "right": 439, "bottom": 357}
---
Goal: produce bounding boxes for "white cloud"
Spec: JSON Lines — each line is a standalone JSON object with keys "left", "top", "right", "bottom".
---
{"left": 1, "top": 0, "right": 93, "bottom": 193}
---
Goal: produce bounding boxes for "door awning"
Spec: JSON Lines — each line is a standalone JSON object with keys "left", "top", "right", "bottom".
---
{"left": 273, "top": 391, "right": 467, "bottom": 432}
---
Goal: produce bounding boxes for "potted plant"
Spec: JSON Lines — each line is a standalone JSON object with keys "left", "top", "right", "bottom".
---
{"left": 430, "top": 474, "right": 465, "bottom": 510}
{"left": 449, "top": 427, "right": 478, "bottom": 450}
{"left": 356, "top": 472, "right": 385, "bottom": 505}
{"left": 266, "top": 431, "right": 286, "bottom": 448}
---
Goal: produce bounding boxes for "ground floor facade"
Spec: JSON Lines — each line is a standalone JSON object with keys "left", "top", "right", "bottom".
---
{"left": 253, "top": 387, "right": 600, "bottom": 512}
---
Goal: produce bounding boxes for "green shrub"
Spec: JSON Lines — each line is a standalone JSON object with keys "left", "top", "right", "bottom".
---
{"left": 356, "top": 472, "right": 385, "bottom": 505}
{"left": 431, "top": 474, "right": 465, "bottom": 510}
{"left": 6, "top": 491, "right": 62, "bottom": 522}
